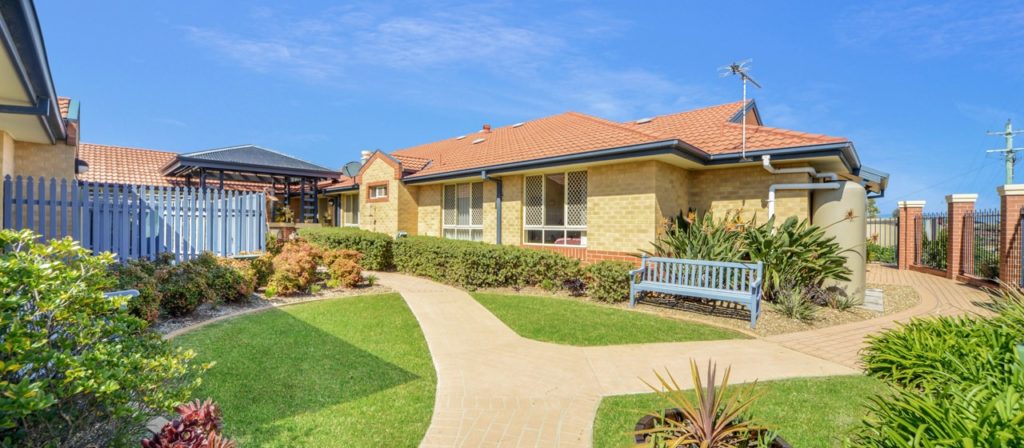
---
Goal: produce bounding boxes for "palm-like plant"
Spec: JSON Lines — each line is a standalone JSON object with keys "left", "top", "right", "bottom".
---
{"left": 743, "top": 216, "right": 850, "bottom": 300}
{"left": 647, "top": 211, "right": 748, "bottom": 262}
{"left": 637, "top": 360, "right": 765, "bottom": 447}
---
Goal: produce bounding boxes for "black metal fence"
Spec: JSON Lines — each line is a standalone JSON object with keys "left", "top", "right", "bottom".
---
{"left": 961, "top": 208, "right": 1000, "bottom": 280}
{"left": 866, "top": 217, "right": 898, "bottom": 265}
{"left": 915, "top": 212, "right": 948, "bottom": 271}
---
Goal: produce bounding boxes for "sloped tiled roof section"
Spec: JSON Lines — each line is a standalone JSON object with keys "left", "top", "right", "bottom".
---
{"left": 392, "top": 112, "right": 667, "bottom": 179}
{"left": 57, "top": 97, "right": 70, "bottom": 118}
{"left": 180, "top": 145, "right": 337, "bottom": 174}
{"left": 624, "top": 100, "right": 847, "bottom": 155}
{"left": 77, "top": 143, "right": 264, "bottom": 191}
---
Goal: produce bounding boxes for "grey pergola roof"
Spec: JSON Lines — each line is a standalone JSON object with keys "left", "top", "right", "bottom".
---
{"left": 161, "top": 144, "right": 340, "bottom": 184}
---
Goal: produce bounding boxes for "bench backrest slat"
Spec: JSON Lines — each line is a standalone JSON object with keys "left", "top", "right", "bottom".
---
{"left": 640, "top": 257, "right": 761, "bottom": 293}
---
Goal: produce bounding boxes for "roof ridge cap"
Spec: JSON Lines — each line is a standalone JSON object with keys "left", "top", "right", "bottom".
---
{"left": 720, "top": 122, "right": 847, "bottom": 141}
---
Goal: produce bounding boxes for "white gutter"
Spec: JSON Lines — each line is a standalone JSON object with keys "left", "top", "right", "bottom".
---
{"left": 763, "top": 155, "right": 841, "bottom": 218}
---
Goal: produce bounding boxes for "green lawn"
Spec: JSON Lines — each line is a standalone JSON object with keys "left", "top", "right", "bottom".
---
{"left": 593, "top": 375, "right": 884, "bottom": 447}
{"left": 471, "top": 293, "right": 746, "bottom": 346}
{"left": 174, "top": 294, "right": 435, "bottom": 447}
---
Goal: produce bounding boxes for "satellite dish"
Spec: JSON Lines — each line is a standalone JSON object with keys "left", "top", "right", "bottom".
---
{"left": 341, "top": 161, "right": 362, "bottom": 178}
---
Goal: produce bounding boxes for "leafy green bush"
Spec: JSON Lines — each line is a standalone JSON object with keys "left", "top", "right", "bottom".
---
{"left": 392, "top": 235, "right": 582, "bottom": 290}
{"left": 585, "top": 260, "right": 633, "bottom": 302}
{"left": 854, "top": 287, "right": 1024, "bottom": 445}
{"left": 109, "top": 256, "right": 170, "bottom": 322}
{"left": 160, "top": 262, "right": 216, "bottom": 317}
{"left": 191, "top": 252, "right": 249, "bottom": 303}
{"left": 920, "top": 228, "right": 948, "bottom": 270}
{"left": 0, "top": 230, "right": 205, "bottom": 447}
{"left": 649, "top": 211, "right": 746, "bottom": 261}
{"left": 299, "top": 227, "right": 394, "bottom": 270}
{"left": 650, "top": 212, "right": 850, "bottom": 301}
{"left": 866, "top": 242, "right": 895, "bottom": 264}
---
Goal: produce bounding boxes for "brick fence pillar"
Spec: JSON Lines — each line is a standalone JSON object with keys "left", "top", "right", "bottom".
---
{"left": 999, "top": 185, "right": 1024, "bottom": 286}
{"left": 897, "top": 200, "right": 925, "bottom": 270}
{"left": 945, "top": 194, "right": 977, "bottom": 279}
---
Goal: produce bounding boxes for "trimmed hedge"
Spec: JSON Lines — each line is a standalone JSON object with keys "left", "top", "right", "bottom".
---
{"left": 298, "top": 227, "right": 394, "bottom": 270}
{"left": 585, "top": 260, "right": 633, "bottom": 302}
{"left": 393, "top": 236, "right": 583, "bottom": 290}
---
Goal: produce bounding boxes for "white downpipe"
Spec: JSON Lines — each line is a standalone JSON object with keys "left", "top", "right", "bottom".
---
{"left": 761, "top": 155, "right": 838, "bottom": 181}
{"left": 767, "top": 183, "right": 840, "bottom": 218}
{"left": 762, "top": 154, "right": 841, "bottom": 218}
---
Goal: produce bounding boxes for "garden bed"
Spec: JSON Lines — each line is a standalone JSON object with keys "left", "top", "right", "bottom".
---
{"left": 630, "top": 283, "right": 920, "bottom": 336}
{"left": 154, "top": 284, "right": 392, "bottom": 335}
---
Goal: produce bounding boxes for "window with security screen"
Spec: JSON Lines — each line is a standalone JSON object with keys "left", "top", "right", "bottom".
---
{"left": 442, "top": 182, "right": 483, "bottom": 241}
{"left": 523, "top": 171, "right": 587, "bottom": 246}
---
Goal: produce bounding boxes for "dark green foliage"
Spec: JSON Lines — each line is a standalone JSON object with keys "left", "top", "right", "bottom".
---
{"left": 866, "top": 242, "right": 896, "bottom": 264}
{"left": 744, "top": 216, "right": 851, "bottom": 300}
{"left": 0, "top": 229, "right": 205, "bottom": 447}
{"left": 855, "top": 287, "right": 1024, "bottom": 445}
{"left": 160, "top": 262, "right": 216, "bottom": 317}
{"left": 972, "top": 240, "right": 1000, "bottom": 280}
{"left": 585, "top": 260, "right": 633, "bottom": 302}
{"left": 649, "top": 212, "right": 851, "bottom": 301}
{"left": 920, "top": 228, "right": 948, "bottom": 270}
{"left": 299, "top": 226, "right": 394, "bottom": 270}
{"left": 109, "top": 256, "right": 171, "bottom": 323}
{"left": 648, "top": 211, "right": 746, "bottom": 262}
{"left": 192, "top": 252, "right": 249, "bottom": 303}
{"left": 771, "top": 286, "right": 817, "bottom": 322}
{"left": 392, "top": 236, "right": 582, "bottom": 290}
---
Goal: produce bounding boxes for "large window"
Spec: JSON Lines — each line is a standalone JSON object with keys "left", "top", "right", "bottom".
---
{"left": 443, "top": 182, "right": 483, "bottom": 241}
{"left": 342, "top": 194, "right": 359, "bottom": 226}
{"left": 524, "top": 171, "right": 587, "bottom": 246}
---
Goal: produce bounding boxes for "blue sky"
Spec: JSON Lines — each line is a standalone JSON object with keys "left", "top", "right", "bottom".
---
{"left": 37, "top": 1, "right": 1024, "bottom": 213}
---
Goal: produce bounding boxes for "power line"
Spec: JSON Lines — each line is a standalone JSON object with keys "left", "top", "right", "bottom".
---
{"left": 985, "top": 119, "right": 1024, "bottom": 184}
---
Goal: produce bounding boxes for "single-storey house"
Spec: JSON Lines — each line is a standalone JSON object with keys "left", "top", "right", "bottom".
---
{"left": 319, "top": 100, "right": 887, "bottom": 264}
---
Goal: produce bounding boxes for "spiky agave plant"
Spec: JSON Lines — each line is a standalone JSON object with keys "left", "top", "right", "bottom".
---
{"left": 636, "top": 360, "right": 766, "bottom": 447}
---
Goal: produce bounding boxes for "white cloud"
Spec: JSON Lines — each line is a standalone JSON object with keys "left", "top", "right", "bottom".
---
{"left": 181, "top": 4, "right": 712, "bottom": 121}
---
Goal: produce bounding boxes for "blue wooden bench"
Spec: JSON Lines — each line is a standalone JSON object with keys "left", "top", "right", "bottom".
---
{"left": 629, "top": 257, "right": 765, "bottom": 328}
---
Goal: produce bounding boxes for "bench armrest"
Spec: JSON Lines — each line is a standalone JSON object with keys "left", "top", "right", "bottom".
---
{"left": 628, "top": 266, "right": 646, "bottom": 282}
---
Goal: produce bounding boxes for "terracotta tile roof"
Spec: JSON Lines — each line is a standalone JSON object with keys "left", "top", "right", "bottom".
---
{"left": 57, "top": 97, "right": 70, "bottom": 118}
{"left": 77, "top": 143, "right": 263, "bottom": 191}
{"left": 319, "top": 175, "right": 357, "bottom": 190}
{"left": 624, "top": 100, "right": 847, "bottom": 154}
{"left": 393, "top": 112, "right": 665, "bottom": 179}
{"left": 385, "top": 101, "right": 849, "bottom": 179}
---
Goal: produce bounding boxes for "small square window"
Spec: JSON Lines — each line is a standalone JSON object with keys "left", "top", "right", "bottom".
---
{"left": 370, "top": 185, "right": 388, "bottom": 199}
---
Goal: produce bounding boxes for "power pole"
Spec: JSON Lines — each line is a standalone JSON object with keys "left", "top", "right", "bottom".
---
{"left": 986, "top": 119, "right": 1024, "bottom": 184}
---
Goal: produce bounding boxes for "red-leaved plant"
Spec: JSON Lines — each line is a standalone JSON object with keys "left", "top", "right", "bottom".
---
{"left": 141, "top": 399, "right": 236, "bottom": 448}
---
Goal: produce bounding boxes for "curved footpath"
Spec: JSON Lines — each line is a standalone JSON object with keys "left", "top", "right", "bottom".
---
{"left": 376, "top": 265, "right": 994, "bottom": 447}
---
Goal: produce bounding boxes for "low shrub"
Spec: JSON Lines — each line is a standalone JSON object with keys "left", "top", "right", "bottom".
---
{"left": 392, "top": 235, "right": 583, "bottom": 290}
{"left": 0, "top": 230, "right": 205, "bottom": 447}
{"left": 191, "top": 253, "right": 249, "bottom": 303}
{"left": 160, "top": 262, "right": 216, "bottom": 317}
{"left": 771, "top": 287, "right": 817, "bottom": 322}
{"left": 215, "top": 257, "right": 259, "bottom": 299}
{"left": 328, "top": 258, "right": 362, "bottom": 288}
{"left": 585, "top": 260, "right": 632, "bottom": 302}
{"left": 300, "top": 227, "right": 393, "bottom": 270}
{"left": 268, "top": 239, "right": 323, "bottom": 295}
{"left": 109, "top": 257, "right": 167, "bottom": 323}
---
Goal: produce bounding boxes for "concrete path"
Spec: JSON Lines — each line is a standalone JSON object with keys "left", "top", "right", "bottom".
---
{"left": 374, "top": 272, "right": 855, "bottom": 448}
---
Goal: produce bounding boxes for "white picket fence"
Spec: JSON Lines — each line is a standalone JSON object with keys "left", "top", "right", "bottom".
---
{"left": 2, "top": 176, "right": 266, "bottom": 261}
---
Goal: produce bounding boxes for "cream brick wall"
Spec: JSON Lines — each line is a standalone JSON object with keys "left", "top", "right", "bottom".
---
{"left": 397, "top": 183, "right": 419, "bottom": 235}
{"left": 587, "top": 161, "right": 659, "bottom": 254}
{"left": 416, "top": 184, "right": 442, "bottom": 237}
{"left": 499, "top": 175, "right": 522, "bottom": 246}
{"left": 13, "top": 141, "right": 76, "bottom": 180}
{"left": 654, "top": 161, "right": 689, "bottom": 235}
{"left": 690, "top": 165, "right": 810, "bottom": 224}
{"left": 359, "top": 158, "right": 401, "bottom": 235}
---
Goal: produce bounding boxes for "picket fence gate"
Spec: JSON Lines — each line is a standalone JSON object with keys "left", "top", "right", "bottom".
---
{"left": 2, "top": 176, "right": 266, "bottom": 261}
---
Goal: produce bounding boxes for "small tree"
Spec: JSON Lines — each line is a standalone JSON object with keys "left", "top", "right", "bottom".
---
{"left": 0, "top": 230, "right": 206, "bottom": 447}
{"left": 866, "top": 198, "right": 880, "bottom": 219}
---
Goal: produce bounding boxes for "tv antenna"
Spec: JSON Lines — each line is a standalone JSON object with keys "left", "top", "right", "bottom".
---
{"left": 985, "top": 119, "right": 1024, "bottom": 184}
{"left": 719, "top": 59, "right": 762, "bottom": 161}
